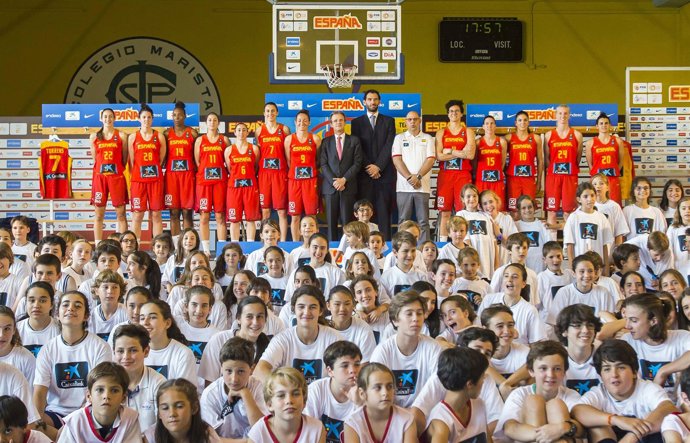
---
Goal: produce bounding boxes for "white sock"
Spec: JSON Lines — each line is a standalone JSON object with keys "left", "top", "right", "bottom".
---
{"left": 439, "top": 236, "right": 448, "bottom": 242}
{"left": 202, "top": 240, "right": 210, "bottom": 252}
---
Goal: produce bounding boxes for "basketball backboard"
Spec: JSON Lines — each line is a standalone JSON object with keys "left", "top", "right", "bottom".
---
{"left": 270, "top": 3, "right": 403, "bottom": 84}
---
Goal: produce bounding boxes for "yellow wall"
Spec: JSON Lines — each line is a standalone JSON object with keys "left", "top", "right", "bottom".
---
{"left": 0, "top": 0, "right": 688, "bottom": 116}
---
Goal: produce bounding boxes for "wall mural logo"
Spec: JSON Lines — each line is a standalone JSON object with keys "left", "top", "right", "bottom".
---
{"left": 64, "top": 37, "right": 221, "bottom": 114}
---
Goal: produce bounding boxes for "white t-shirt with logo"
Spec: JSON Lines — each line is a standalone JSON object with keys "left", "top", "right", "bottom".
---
{"left": 144, "top": 339, "right": 197, "bottom": 385}
{"left": 456, "top": 210, "right": 498, "bottom": 278}
{"left": 563, "top": 208, "right": 614, "bottom": 261}
{"left": 200, "top": 376, "right": 267, "bottom": 439}
{"left": 515, "top": 219, "right": 552, "bottom": 273}
{"left": 17, "top": 318, "right": 60, "bottom": 359}
{"left": 304, "top": 377, "right": 358, "bottom": 443}
{"left": 547, "top": 284, "right": 616, "bottom": 326}
{"left": 126, "top": 366, "right": 166, "bottom": 431}
{"left": 477, "top": 292, "right": 547, "bottom": 345}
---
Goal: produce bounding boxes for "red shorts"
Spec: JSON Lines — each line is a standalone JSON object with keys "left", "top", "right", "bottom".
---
{"left": 164, "top": 171, "right": 195, "bottom": 210}
{"left": 288, "top": 179, "right": 319, "bottom": 216}
{"left": 545, "top": 174, "right": 578, "bottom": 212}
{"left": 506, "top": 176, "right": 537, "bottom": 211}
{"left": 436, "top": 171, "right": 472, "bottom": 212}
{"left": 476, "top": 180, "right": 506, "bottom": 211}
{"left": 130, "top": 180, "right": 165, "bottom": 212}
{"left": 196, "top": 181, "right": 227, "bottom": 213}
{"left": 91, "top": 174, "right": 128, "bottom": 207}
{"left": 226, "top": 185, "right": 261, "bottom": 222}
{"left": 258, "top": 171, "right": 288, "bottom": 210}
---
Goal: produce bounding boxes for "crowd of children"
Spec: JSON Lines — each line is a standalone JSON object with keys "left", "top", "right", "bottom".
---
{"left": 2, "top": 169, "right": 690, "bottom": 442}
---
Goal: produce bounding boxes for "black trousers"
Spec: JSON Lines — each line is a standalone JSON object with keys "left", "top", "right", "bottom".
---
{"left": 323, "top": 192, "right": 356, "bottom": 241}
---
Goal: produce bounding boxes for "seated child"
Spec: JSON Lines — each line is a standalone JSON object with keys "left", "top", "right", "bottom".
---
{"left": 0, "top": 395, "right": 51, "bottom": 443}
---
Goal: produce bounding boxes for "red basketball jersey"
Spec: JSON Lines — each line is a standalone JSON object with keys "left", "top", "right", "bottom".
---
{"left": 227, "top": 144, "right": 257, "bottom": 188}
{"left": 196, "top": 134, "right": 227, "bottom": 185}
{"left": 256, "top": 124, "right": 288, "bottom": 173}
{"left": 591, "top": 136, "right": 619, "bottom": 177}
{"left": 507, "top": 133, "right": 538, "bottom": 177}
{"left": 165, "top": 127, "right": 195, "bottom": 173}
{"left": 93, "top": 130, "right": 125, "bottom": 176}
{"left": 288, "top": 133, "right": 317, "bottom": 180}
{"left": 476, "top": 137, "right": 504, "bottom": 182}
{"left": 439, "top": 126, "right": 471, "bottom": 172}
{"left": 547, "top": 128, "right": 579, "bottom": 176}
{"left": 39, "top": 140, "right": 72, "bottom": 198}
{"left": 131, "top": 131, "right": 162, "bottom": 182}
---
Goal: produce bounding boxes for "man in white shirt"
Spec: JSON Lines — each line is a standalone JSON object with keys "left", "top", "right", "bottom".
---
{"left": 391, "top": 111, "right": 436, "bottom": 242}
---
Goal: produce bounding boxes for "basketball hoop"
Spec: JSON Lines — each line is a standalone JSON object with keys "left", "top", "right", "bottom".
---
{"left": 321, "top": 64, "right": 358, "bottom": 89}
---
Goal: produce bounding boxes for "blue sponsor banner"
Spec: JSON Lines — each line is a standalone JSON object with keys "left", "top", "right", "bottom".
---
{"left": 7, "top": 140, "right": 21, "bottom": 148}
{"left": 466, "top": 104, "right": 618, "bottom": 127}
{"left": 5, "top": 161, "right": 21, "bottom": 168}
{"left": 265, "top": 93, "right": 421, "bottom": 136}
{"left": 42, "top": 103, "right": 200, "bottom": 128}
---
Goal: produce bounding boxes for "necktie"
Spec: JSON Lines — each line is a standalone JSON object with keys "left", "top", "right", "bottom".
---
{"left": 336, "top": 135, "right": 343, "bottom": 160}
{"left": 370, "top": 114, "right": 376, "bottom": 130}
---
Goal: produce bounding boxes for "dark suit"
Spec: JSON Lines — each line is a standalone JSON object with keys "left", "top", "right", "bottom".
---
{"left": 351, "top": 112, "right": 397, "bottom": 239}
{"left": 319, "top": 133, "right": 363, "bottom": 240}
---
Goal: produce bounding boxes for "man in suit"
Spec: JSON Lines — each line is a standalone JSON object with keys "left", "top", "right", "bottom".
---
{"left": 351, "top": 89, "right": 397, "bottom": 239}
{"left": 319, "top": 111, "right": 363, "bottom": 241}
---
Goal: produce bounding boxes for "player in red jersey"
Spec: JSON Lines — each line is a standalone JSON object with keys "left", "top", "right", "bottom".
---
{"left": 90, "top": 108, "right": 128, "bottom": 243}
{"left": 475, "top": 115, "right": 507, "bottom": 210}
{"left": 224, "top": 122, "right": 260, "bottom": 242}
{"left": 435, "top": 99, "right": 476, "bottom": 241}
{"left": 505, "top": 111, "right": 543, "bottom": 214}
{"left": 585, "top": 112, "right": 627, "bottom": 204}
{"left": 544, "top": 104, "right": 583, "bottom": 228}
{"left": 283, "top": 110, "right": 322, "bottom": 241}
{"left": 257, "top": 102, "right": 291, "bottom": 241}
{"left": 128, "top": 104, "right": 167, "bottom": 239}
{"left": 195, "top": 112, "right": 229, "bottom": 252}
{"left": 164, "top": 101, "right": 198, "bottom": 237}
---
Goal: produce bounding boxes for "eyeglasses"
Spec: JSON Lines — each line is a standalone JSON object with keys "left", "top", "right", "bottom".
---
{"left": 635, "top": 186, "right": 651, "bottom": 191}
{"left": 121, "top": 238, "right": 137, "bottom": 243}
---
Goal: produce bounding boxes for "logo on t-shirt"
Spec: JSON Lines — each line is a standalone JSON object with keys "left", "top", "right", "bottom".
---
{"left": 394, "top": 284, "right": 411, "bottom": 295}
{"left": 640, "top": 359, "right": 673, "bottom": 387}
{"left": 579, "top": 223, "right": 598, "bottom": 240}
{"left": 148, "top": 365, "right": 169, "bottom": 378}
{"left": 469, "top": 220, "right": 487, "bottom": 236}
{"left": 256, "top": 262, "right": 268, "bottom": 276}
{"left": 297, "top": 257, "right": 310, "bottom": 267}
{"left": 680, "top": 235, "right": 688, "bottom": 252}
{"left": 393, "top": 369, "right": 418, "bottom": 396}
{"left": 219, "top": 397, "right": 241, "bottom": 419}
{"left": 373, "top": 331, "right": 381, "bottom": 344}
{"left": 13, "top": 254, "right": 27, "bottom": 262}
{"left": 0, "top": 292, "right": 7, "bottom": 306}
{"left": 295, "top": 166, "right": 314, "bottom": 179}
{"left": 550, "top": 286, "right": 564, "bottom": 299}
{"left": 553, "top": 163, "right": 571, "bottom": 175}
{"left": 271, "top": 289, "right": 286, "bottom": 306}
{"left": 188, "top": 341, "right": 208, "bottom": 364}
{"left": 445, "top": 158, "right": 460, "bottom": 170}
{"left": 566, "top": 378, "right": 600, "bottom": 395}
{"left": 456, "top": 290, "right": 481, "bottom": 310}
{"left": 634, "top": 218, "right": 653, "bottom": 235}
{"left": 523, "top": 231, "right": 539, "bottom": 247}
{"left": 321, "top": 414, "right": 344, "bottom": 443}
{"left": 24, "top": 344, "right": 42, "bottom": 358}
{"left": 55, "top": 362, "right": 89, "bottom": 389}
{"left": 204, "top": 167, "right": 222, "bottom": 180}
{"left": 293, "top": 358, "right": 322, "bottom": 384}
{"left": 263, "top": 158, "right": 280, "bottom": 170}
{"left": 96, "top": 332, "right": 110, "bottom": 342}
{"left": 171, "top": 159, "right": 189, "bottom": 172}
{"left": 318, "top": 278, "right": 327, "bottom": 291}
{"left": 514, "top": 165, "right": 532, "bottom": 177}
{"left": 460, "top": 432, "right": 488, "bottom": 443}
{"left": 481, "top": 170, "right": 499, "bottom": 182}
{"left": 173, "top": 266, "right": 184, "bottom": 283}
{"left": 140, "top": 165, "right": 160, "bottom": 178}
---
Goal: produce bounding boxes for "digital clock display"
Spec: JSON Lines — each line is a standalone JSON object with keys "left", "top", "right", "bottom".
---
{"left": 439, "top": 18, "right": 523, "bottom": 62}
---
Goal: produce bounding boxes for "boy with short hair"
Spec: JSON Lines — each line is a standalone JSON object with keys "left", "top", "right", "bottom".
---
{"left": 0, "top": 395, "right": 51, "bottom": 443}
{"left": 625, "top": 232, "right": 673, "bottom": 291}
{"left": 611, "top": 243, "right": 641, "bottom": 285}
{"left": 382, "top": 220, "right": 427, "bottom": 274}
{"left": 583, "top": 250, "right": 623, "bottom": 300}
{"left": 19, "top": 235, "right": 77, "bottom": 297}
{"left": 368, "top": 231, "right": 386, "bottom": 270}
{"left": 112, "top": 324, "right": 166, "bottom": 431}
{"left": 480, "top": 305, "right": 530, "bottom": 386}
{"left": 537, "top": 241, "right": 575, "bottom": 322}
{"left": 437, "top": 215, "right": 469, "bottom": 271}
{"left": 490, "top": 232, "right": 540, "bottom": 305}
{"left": 57, "top": 362, "right": 141, "bottom": 442}
{"left": 11, "top": 216, "right": 36, "bottom": 267}
{"left": 573, "top": 339, "right": 677, "bottom": 443}
{"left": 13, "top": 254, "right": 63, "bottom": 317}
{"left": 200, "top": 336, "right": 266, "bottom": 439}
{"left": 77, "top": 243, "right": 123, "bottom": 305}
{"left": 450, "top": 247, "right": 490, "bottom": 310}
{"left": 305, "top": 340, "right": 362, "bottom": 443}
{"left": 379, "top": 231, "right": 428, "bottom": 297}
{"left": 555, "top": 304, "right": 603, "bottom": 395}
{"left": 335, "top": 199, "right": 380, "bottom": 262}
{"left": 424, "top": 347, "right": 490, "bottom": 443}
{"left": 496, "top": 340, "right": 584, "bottom": 442}
{"left": 412, "top": 327, "right": 504, "bottom": 437}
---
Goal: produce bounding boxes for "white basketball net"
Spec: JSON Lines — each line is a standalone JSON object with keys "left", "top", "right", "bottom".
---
{"left": 322, "top": 64, "right": 358, "bottom": 88}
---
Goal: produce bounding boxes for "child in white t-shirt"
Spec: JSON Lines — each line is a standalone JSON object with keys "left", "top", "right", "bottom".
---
{"left": 162, "top": 228, "right": 200, "bottom": 292}
{"left": 480, "top": 304, "right": 530, "bottom": 389}
{"left": 263, "top": 246, "right": 290, "bottom": 314}
{"left": 661, "top": 367, "right": 690, "bottom": 442}
{"left": 326, "top": 287, "right": 376, "bottom": 361}
{"left": 490, "top": 232, "right": 540, "bottom": 306}
{"left": 626, "top": 232, "right": 675, "bottom": 292}
{"left": 573, "top": 339, "right": 677, "bottom": 443}
{"left": 304, "top": 341, "right": 362, "bottom": 443}
{"left": 0, "top": 395, "right": 51, "bottom": 443}
{"left": 247, "top": 367, "right": 326, "bottom": 443}
{"left": 10, "top": 216, "right": 36, "bottom": 268}
{"left": 289, "top": 216, "right": 318, "bottom": 269}
{"left": 56, "top": 362, "right": 141, "bottom": 442}
{"left": 0, "top": 306, "right": 35, "bottom": 385}
{"left": 379, "top": 231, "right": 428, "bottom": 298}
{"left": 515, "top": 195, "right": 552, "bottom": 273}
{"left": 456, "top": 184, "right": 499, "bottom": 277}
{"left": 16, "top": 282, "right": 60, "bottom": 358}
{"left": 340, "top": 221, "right": 380, "bottom": 278}
{"left": 437, "top": 215, "right": 470, "bottom": 273}
{"left": 89, "top": 270, "right": 129, "bottom": 342}
{"left": 335, "top": 199, "right": 380, "bottom": 263}
{"left": 450, "top": 248, "right": 490, "bottom": 311}
{"left": 200, "top": 336, "right": 267, "bottom": 439}
{"left": 592, "top": 173, "right": 630, "bottom": 244}
{"left": 623, "top": 176, "right": 667, "bottom": 240}
{"left": 350, "top": 276, "right": 390, "bottom": 344}
{"left": 245, "top": 219, "right": 288, "bottom": 278}
{"left": 537, "top": 241, "right": 575, "bottom": 322}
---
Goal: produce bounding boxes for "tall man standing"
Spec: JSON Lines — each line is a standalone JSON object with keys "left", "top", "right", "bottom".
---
{"left": 351, "top": 90, "right": 397, "bottom": 239}
{"left": 319, "top": 111, "right": 363, "bottom": 241}
{"left": 392, "top": 111, "right": 436, "bottom": 242}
